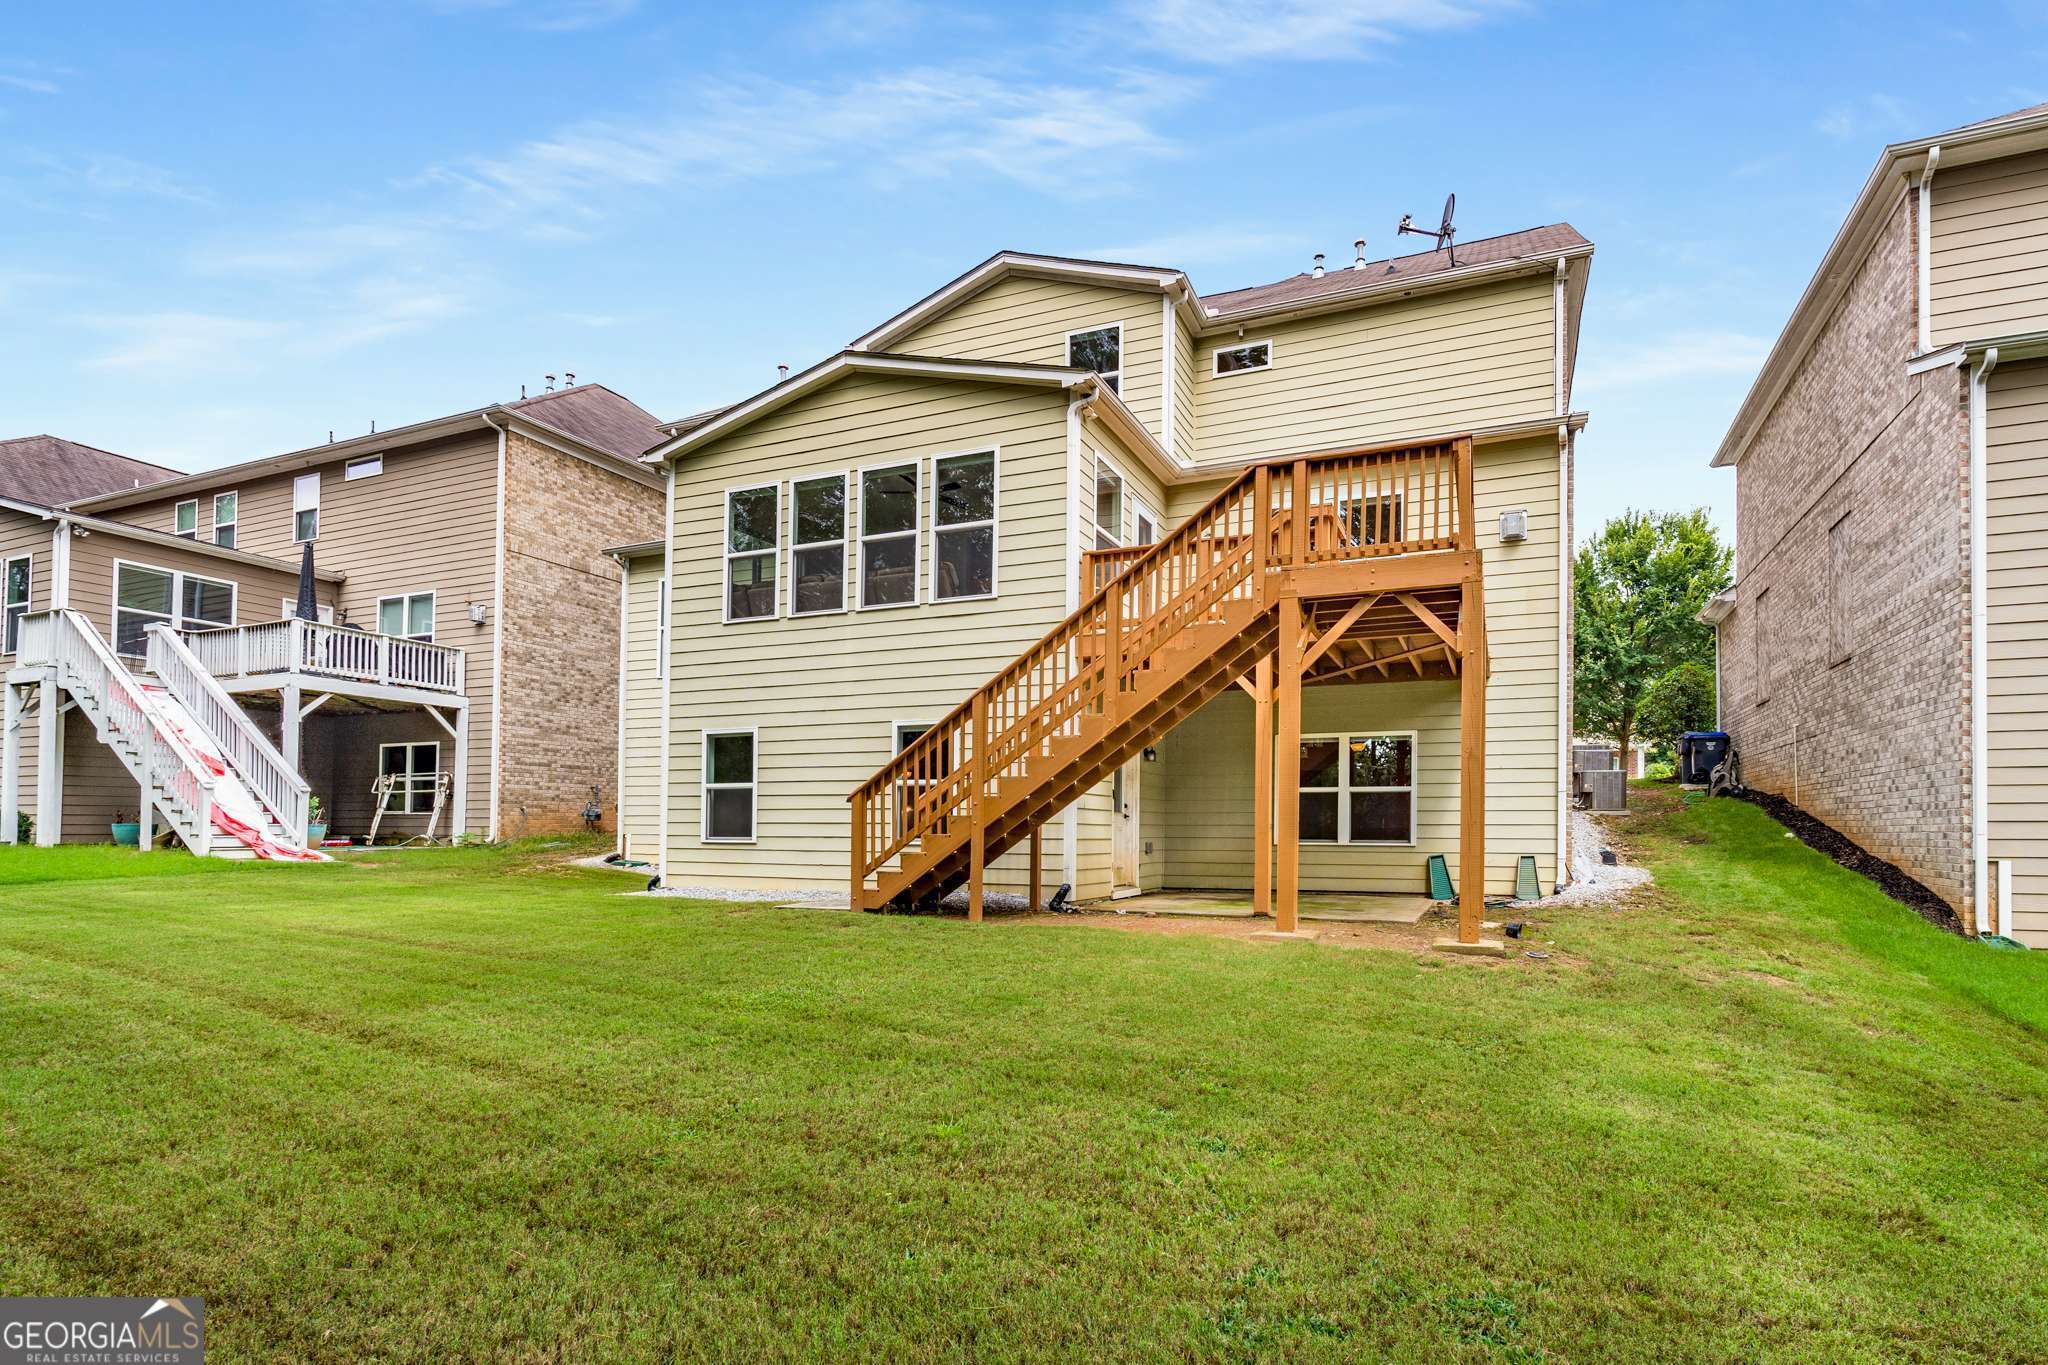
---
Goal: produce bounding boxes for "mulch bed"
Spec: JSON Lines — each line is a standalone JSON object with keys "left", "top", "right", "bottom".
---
{"left": 1735, "top": 789, "right": 1963, "bottom": 935}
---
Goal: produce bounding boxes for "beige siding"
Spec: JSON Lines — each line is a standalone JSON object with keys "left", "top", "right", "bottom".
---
{"left": 2, "top": 508, "right": 56, "bottom": 834}
{"left": 63, "top": 529, "right": 322, "bottom": 645}
{"left": 1141, "top": 437, "right": 1563, "bottom": 897}
{"left": 1188, "top": 276, "right": 1557, "bottom": 466}
{"left": 1987, "top": 357, "right": 2048, "bottom": 946}
{"left": 113, "top": 434, "right": 501, "bottom": 836}
{"left": 662, "top": 372, "right": 1082, "bottom": 892}
{"left": 618, "top": 552, "right": 666, "bottom": 861}
{"left": 895, "top": 276, "right": 1166, "bottom": 443}
{"left": 1931, "top": 148, "right": 2048, "bottom": 347}
{"left": 1171, "top": 312, "right": 1199, "bottom": 463}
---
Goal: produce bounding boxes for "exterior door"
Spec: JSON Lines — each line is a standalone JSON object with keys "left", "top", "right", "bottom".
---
{"left": 1112, "top": 756, "right": 1141, "bottom": 894}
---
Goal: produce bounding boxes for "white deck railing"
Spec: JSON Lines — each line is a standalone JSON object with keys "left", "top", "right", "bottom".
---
{"left": 183, "top": 619, "right": 465, "bottom": 695}
{"left": 146, "top": 624, "right": 309, "bottom": 845}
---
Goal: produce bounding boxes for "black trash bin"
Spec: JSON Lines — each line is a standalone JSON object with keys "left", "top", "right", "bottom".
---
{"left": 1679, "top": 731, "right": 1729, "bottom": 785}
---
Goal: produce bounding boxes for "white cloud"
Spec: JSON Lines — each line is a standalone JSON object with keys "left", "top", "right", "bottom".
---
{"left": 83, "top": 312, "right": 289, "bottom": 377}
{"left": 75, "top": 153, "right": 210, "bottom": 203}
{"left": 1082, "top": 225, "right": 1306, "bottom": 269}
{"left": 1578, "top": 331, "right": 1772, "bottom": 390}
{"left": 1119, "top": 0, "right": 1519, "bottom": 63}
{"left": 0, "top": 73, "right": 59, "bottom": 94}
{"left": 1817, "top": 93, "right": 1911, "bottom": 141}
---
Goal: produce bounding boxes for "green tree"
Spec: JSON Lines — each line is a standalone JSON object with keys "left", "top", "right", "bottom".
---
{"left": 1635, "top": 661, "right": 1718, "bottom": 758}
{"left": 1574, "top": 509, "right": 1732, "bottom": 762}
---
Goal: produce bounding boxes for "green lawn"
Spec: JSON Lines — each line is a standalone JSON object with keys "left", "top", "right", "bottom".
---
{"left": 2, "top": 806, "right": 2045, "bottom": 1362}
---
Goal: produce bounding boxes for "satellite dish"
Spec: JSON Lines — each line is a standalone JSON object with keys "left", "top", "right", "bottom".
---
{"left": 1397, "top": 192, "right": 1459, "bottom": 266}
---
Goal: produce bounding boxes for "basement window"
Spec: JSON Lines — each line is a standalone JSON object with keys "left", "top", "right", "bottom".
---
{"left": 1067, "top": 323, "right": 1123, "bottom": 394}
{"left": 724, "top": 483, "right": 779, "bottom": 621}
{"left": 702, "top": 729, "right": 756, "bottom": 842}
{"left": 379, "top": 741, "right": 440, "bottom": 815}
{"left": 932, "top": 449, "right": 996, "bottom": 601}
{"left": 1213, "top": 340, "right": 1273, "bottom": 376}
{"left": 1300, "top": 732, "right": 1415, "bottom": 845}
{"left": 789, "top": 473, "right": 850, "bottom": 616}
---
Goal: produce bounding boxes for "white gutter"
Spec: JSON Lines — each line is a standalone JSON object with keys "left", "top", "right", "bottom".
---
{"left": 1916, "top": 145, "right": 1941, "bottom": 355}
{"left": 485, "top": 413, "right": 508, "bottom": 843}
{"left": 1969, "top": 344, "right": 1999, "bottom": 936}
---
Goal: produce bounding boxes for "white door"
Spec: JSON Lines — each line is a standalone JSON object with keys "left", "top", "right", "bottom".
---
{"left": 1112, "top": 756, "right": 1141, "bottom": 895}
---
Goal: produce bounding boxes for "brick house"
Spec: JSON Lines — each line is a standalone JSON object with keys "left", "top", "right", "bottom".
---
{"left": 4, "top": 384, "right": 664, "bottom": 853}
{"left": 1705, "top": 102, "right": 2048, "bottom": 946}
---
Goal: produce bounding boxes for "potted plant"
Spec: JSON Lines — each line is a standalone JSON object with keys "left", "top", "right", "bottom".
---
{"left": 111, "top": 810, "right": 139, "bottom": 846}
{"left": 306, "top": 795, "right": 327, "bottom": 846}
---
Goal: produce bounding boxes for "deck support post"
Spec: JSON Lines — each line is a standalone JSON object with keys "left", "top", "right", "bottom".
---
{"left": 35, "top": 678, "right": 60, "bottom": 847}
{"left": 137, "top": 737, "right": 153, "bottom": 852}
{"left": 279, "top": 682, "right": 302, "bottom": 774}
{"left": 450, "top": 705, "right": 469, "bottom": 843}
{"left": 1028, "top": 825, "right": 1043, "bottom": 911}
{"left": 1457, "top": 572, "right": 1488, "bottom": 944}
{"left": 1251, "top": 654, "right": 1274, "bottom": 917}
{"left": 2, "top": 683, "right": 21, "bottom": 844}
{"left": 849, "top": 789, "right": 867, "bottom": 913}
{"left": 1275, "top": 595, "right": 1304, "bottom": 933}
{"left": 968, "top": 692, "right": 987, "bottom": 923}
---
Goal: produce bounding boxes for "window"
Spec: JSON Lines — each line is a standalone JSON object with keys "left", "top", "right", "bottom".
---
{"left": 212, "top": 491, "right": 238, "bottom": 548}
{"left": 1754, "top": 587, "right": 1771, "bottom": 705}
{"left": 789, "top": 473, "right": 850, "bottom": 615}
{"left": 1828, "top": 512, "right": 1853, "bottom": 665}
{"left": 173, "top": 500, "right": 198, "bottom": 539}
{"left": 1133, "top": 501, "right": 1157, "bottom": 545}
{"left": 378, "top": 742, "right": 440, "bottom": 815}
{"left": 932, "top": 449, "right": 996, "bottom": 601}
{"left": 377, "top": 592, "right": 435, "bottom": 641}
{"left": 279, "top": 598, "right": 335, "bottom": 624}
{"left": 701, "top": 729, "right": 756, "bottom": 842}
{"left": 859, "top": 463, "right": 919, "bottom": 608}
{"left": 293, "top": 472, "right": 320, "bottom": 542}
{"left": 1214, "top": 340, "right": 1273, "bottom": 376}
{"left": 3, "top": 555, "right": 29, "bottom": 654}
{"left": 113, "top": 561, "right": 235, "bottom": 658}
{"left": 1300, "top": 732, "right": 1415, "bottom": 845}
{"left": 1094, "top": 465, "right": 1124, "bottom": 549}
{"left": 724, "top": 484, "right": 778, "bottom": 621}
{"left": 1067, "top": 323, "right": 1123, "bottom": 393}
{"left": 345, "top": 455, "right": 383, "bottom": 481}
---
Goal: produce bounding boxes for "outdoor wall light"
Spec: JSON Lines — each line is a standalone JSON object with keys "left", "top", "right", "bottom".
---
{"left": 469, "top": 602, "right": 489, "bottom": 625}
{"left": 1142, "top": 747, "right": 1159, "bottom": 762}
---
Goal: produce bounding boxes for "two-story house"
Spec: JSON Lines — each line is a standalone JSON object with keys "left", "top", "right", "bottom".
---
{"left": 618, "top": 228, "right": 1593, "bottom": 948}
{"left": 3, "top": 383, "right": 665, "bottom": 853}
{"left": 1705, "top": 101, "right": 2048, "bottom": 948}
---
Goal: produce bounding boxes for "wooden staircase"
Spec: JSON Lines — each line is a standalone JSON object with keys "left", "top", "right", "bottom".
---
{"left": 849, "top": 436, "right": 1486, "bottom": 932}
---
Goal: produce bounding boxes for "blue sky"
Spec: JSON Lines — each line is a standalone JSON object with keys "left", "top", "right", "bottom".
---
{"left": 4, "top": 1, "right": 2045, "bottom": 542}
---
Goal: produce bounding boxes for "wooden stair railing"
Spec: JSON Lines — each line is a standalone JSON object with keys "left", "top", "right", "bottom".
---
{"left": 849, "top": 436, "right": 1469, "bottom": 912}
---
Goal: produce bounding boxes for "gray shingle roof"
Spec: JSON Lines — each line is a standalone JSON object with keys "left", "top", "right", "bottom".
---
{"left": 505, "top": 384, "right": 669, "bottom": 461}
{"left": 0, "top": 434, "right": 181, "bottom": 505}
{"left": 1198, "top": 223, "right": 1590, "bottom": 318}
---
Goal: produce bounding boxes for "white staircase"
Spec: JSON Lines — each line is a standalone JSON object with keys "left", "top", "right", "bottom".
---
{"left": 8, "top": 610, "right": 318, "bottom": 860}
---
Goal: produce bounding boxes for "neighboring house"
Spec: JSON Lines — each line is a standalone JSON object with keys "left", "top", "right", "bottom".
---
{"left": 4, "top": 384, "right": 665, "bottom": 852}
{"left": 1704, "top": 101, "right": 2048, "bottom": 947}
{"left": 620, "top": 228, "right": 1592, "bottom": 942}
{"left": 1, "top": 434, "right": 180, "bottom": 504}
{"left": 1572, "top": 736, "right": 1650, "bottom": 778}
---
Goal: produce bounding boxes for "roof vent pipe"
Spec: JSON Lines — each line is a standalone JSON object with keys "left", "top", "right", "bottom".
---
{"left": 1353, "top": 239, "right": 1368, "bottom": 270}
{"left": 1311, "top": 252, "right": 1325, "bottom": 279}
{"left": 778, "top": 364, "right": 789, "bottom": 381}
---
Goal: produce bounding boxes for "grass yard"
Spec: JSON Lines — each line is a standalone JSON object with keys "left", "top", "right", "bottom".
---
{"left": 3, "top": 798, "right": 2047, "bottom": 1362}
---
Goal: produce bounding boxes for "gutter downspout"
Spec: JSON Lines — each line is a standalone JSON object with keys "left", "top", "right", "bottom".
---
{"left": 1553, "top": 257, "right": 1571, "bottom": 891}
{"left": 658, "top": 464, "right": 675, "bottom": 889}
{"left": 1969, "top": 344, "right": 1998, "bottom": 936}
{"left": 1917, "top": 145, "right": 1941, "bottom": 355}
{"left": 609, "top": 550, "right": 631, "bottom": 861}
{"left": 484, "top": 412, "right": 508, "bottom": 843}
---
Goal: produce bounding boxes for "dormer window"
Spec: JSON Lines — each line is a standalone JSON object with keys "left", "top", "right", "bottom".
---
{"left": 1214, "top": 340, "right": 1273, "bottom": 376}
{"left": 1067, "top": 323, "right": 1123, "bottom": 394}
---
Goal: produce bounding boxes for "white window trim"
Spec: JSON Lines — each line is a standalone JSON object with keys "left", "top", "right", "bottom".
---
{"left": 1212, "top": 338, "right": 1275, "bottom": 378}
{"left": 722, "top": 482, "right": 781, "bottom": 624}
{"left": 2, "top": 552, "right": 30, "bottom": 656}
{"left": 345, "top": 455, "right": 384, "bottom": 481}
{"left": 111, "top": 558, "right": 238, "bottom": 658}
{"left": 292, "top": 472, "right": 321, "bottom": 544}
{"left": 377, "top": 740, "right": 441, "bottom": 815}
{"left": 278, "top": 597, "right": 335, "bottom": 625}
{"left": 1131, "top": 496, "right": 1158, "bottom": 546}
{"left": 1093, "top": 456, "right": 1128, "bottom": 549}
{"left": 173, "top": 499, "right": 199, "bottom": 539}
{"left": 1298, "top": 730, "right": 1419, "bottom": 847}
{"left": 1066, "top": 321, "right": 1125, "bottom": 393}
{"left": 787, "top": 468, "right": 852, "bottom": 617}
{"left": 700, "top": 726, "right": 759, "bottom": 844}
{"left": 929, "top": 446, "right": 999, "bottom": 604}
{"left": 856, "top": 459, "right": 921, "bottom": 612}
{"left": 890, "top": 718, "right": 937, "bottom": 750}
{"left": 376, "top": 590, "right": 436, "bottom": 642}
{"left": 212, "top": 490, "right": 239, "bottom": 547}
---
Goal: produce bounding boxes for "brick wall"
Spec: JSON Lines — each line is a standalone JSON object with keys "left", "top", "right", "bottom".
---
{"left": 1717, "top": 191, "right": 1976, "bottom": 921}
{"left": 498, "top": 433, "right": 663, "bottom": 837}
